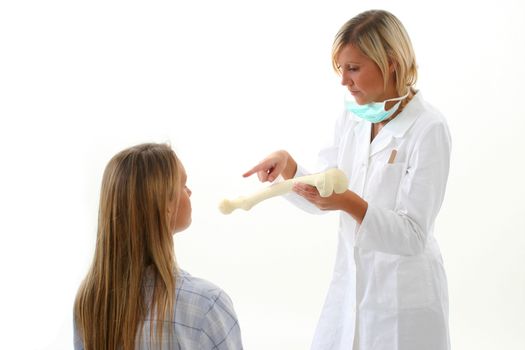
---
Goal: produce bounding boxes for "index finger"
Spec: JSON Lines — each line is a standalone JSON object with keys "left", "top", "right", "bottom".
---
{"left": 242, "top": 163, "right": 269, "bottom": 178}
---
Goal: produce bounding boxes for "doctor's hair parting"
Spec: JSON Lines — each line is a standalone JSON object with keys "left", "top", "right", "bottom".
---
{"left": 332, "top": 9, "right": 418, "bottom": 96}
{"left": 74, "top": 143, "right": 182, "bottom": 350}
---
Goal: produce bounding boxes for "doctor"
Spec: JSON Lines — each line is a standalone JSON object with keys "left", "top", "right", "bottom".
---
{"left": 243, "top": 9, "right": 451, "bottom": 350}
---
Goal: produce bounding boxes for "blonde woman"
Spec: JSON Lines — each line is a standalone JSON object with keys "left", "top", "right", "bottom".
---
{"left": 244, "top": 10, "right": 451, "bottom": 350}
{"left": 74, "top": 143, "right": 243, "bottom": 350}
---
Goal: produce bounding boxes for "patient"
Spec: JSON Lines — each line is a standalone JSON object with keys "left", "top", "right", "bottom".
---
{"left": 74, "top": 143, "right": 243, "bottom": 350}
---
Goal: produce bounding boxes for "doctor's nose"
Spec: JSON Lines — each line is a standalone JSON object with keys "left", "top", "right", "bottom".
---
{"left": 340, "top": 72, "right": 352, "bottom": 87}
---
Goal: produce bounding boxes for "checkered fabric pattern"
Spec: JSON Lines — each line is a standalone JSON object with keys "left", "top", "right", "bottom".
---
{"left": 74, "top": 270, "right": 243, "bottom": 349}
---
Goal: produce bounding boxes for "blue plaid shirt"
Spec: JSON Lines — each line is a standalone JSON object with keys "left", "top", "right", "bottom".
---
{"left": 74, "top": 269, "right": 243, "bottom": 349}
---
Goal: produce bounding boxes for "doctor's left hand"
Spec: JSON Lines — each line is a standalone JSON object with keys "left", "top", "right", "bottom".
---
{"left": 292, "top": 183, "right": 349, "bottom": 211}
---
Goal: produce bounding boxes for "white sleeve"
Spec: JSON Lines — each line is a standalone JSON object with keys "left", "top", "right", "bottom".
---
{"left": 283, "top": 111, "right": 348, "bottom": 214}
{"left": 355, "top": 120, "right": 451, "bottom": 255}
{"left": 281, "top": 164, "right": 326, "bottom": 214}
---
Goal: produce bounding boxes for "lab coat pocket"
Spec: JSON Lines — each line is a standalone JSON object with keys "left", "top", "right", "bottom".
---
{"left": 396, "top": 257, "right": 436, "bottom": 309}
{"left": 369, "top": 162, "right": 406, "bottom": 209}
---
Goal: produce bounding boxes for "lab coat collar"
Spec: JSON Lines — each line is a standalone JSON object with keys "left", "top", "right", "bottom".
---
{"left": 353, "top": 92, "right": 424, "bottom": 157}
{"left": 382, "top": 91, "right": 424, "bottom": 138}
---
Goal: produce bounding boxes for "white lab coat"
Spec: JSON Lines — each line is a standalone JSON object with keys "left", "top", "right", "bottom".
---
{"left": 288, "top": 92, "right": 451, "bottom": 350}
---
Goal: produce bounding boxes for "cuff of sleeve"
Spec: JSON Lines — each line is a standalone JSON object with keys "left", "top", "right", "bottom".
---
{"left": 273, "top": 164, "right": 308, "bottom": 183}
{"left": 293, "top": 164, "right": 309, "bottom": 178}
{"left": 354, "top": 203, "right": 377, "bottom": 248}
{"left": 281, "top": 165, "right": 325, "bottom": 214}
{"left": 354, "top": 205, "right": 423, "bottom": 255}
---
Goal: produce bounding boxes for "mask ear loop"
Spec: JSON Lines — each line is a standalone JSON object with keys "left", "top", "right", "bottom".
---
{"left": 386, "top": 91, "right": 410, "bottom": 103}
{"left": 383, "top": 91, "right": 410, "bottom": 112}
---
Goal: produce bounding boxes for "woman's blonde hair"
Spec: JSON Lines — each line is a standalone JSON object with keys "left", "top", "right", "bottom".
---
{"left": 332, "top": 9, "right": 417, "bottom": 96}
{"left": 74, "top": 143, "right": 181, "bottom": 350}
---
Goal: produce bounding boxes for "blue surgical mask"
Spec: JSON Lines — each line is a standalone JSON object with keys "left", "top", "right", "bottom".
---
{"left": 345, "top": 92, "right": 409, "bottom": 123}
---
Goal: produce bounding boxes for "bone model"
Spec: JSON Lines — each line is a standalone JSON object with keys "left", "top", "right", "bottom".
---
{"left": 219, "top": 168, "right": 348, "bottom": 214}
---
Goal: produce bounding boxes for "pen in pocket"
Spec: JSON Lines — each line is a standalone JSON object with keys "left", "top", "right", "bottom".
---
{"left": 388, "top": 149, "right": 397, "bottom": 164}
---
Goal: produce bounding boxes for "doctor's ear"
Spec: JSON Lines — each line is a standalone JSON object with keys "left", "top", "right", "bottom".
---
{"left": 388, "top": 59, "right": 397, "bottom": 74}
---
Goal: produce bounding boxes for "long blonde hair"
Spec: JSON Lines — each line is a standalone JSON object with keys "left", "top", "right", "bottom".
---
{"left": 332, "top": 9, "right": 418, "bottom": 96}
{"left": 74, "top": 143, "right": 181, "bottom": 350}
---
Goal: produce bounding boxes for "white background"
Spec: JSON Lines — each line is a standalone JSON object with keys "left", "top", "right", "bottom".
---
{"left": 1, "top": 0, "right": 524, "bottom": 349}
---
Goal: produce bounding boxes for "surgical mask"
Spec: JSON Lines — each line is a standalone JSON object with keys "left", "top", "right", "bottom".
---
{"left": 345, "top": 92, "right": 409, "bottom": 123}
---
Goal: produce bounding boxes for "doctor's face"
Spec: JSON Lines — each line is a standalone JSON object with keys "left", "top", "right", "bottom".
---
{"left": 336, "top": 44, "right": 396, "bottom": 105}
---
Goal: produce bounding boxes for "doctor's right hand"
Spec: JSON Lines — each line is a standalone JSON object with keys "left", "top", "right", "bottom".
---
{"left": 243, "top": 150, "right": 297, "bottom": 182}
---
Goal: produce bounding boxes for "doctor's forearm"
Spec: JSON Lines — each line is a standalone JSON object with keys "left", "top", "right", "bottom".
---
{"left": 341, "top": 191, "right": 368, "bottom": 224}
